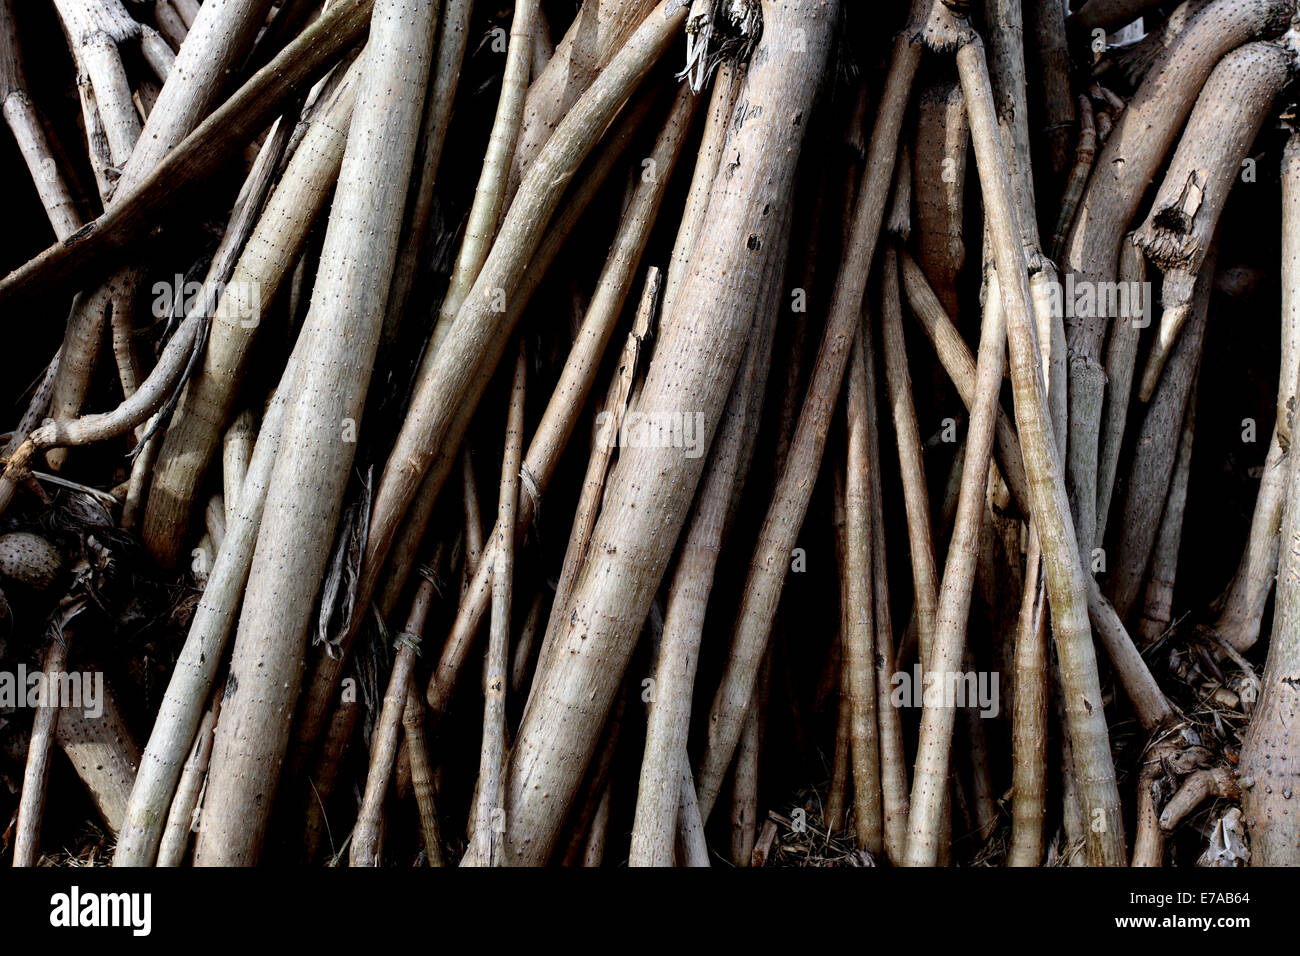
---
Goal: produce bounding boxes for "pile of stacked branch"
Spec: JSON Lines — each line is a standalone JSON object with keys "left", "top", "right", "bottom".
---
{"left": 0, "top": 0, "right": 1297, "bottom": 868}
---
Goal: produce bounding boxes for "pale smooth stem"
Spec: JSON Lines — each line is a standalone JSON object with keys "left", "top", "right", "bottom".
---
{"left": 881, "top": 247, "right": 939, "bottom": 668}
{"left": 958, "top": 38, "right": 1125, "bottom": 865}
{"left": 902, "top": 249, "right": 1008, "bottom": 868}
{"left": 1136, "top": 392, "right": 1196, "bottom": 648}
{"left": 310, "top": 5, "right": 690, "bottom": 732}
{"left": 843, "top": 327, "right": 882, "bottom": 854}
{"left": 1213, "top": 132, "right": 1300, "bottom": 651}
{"left": 1006, "top": 532, "right": 1048, "bottom": 867}
{"left": 113, "top": 345, "right": 300, "bottom": 866}
{"left": 13, "top": 630, "right": 71, "bottom": 866}
{"left": 155, "top": 685, "right": 223, "bottom": 866}
{"left": 434, "top": 0, "right": 538, "bottom": 338}
{"left": 862, "top": 305, "right": 908, "bottom": 864}
{"left": 630, "top": 312, "right": 755, "bottom": 866}
{"left": 1094, "top": 239, "right": 1145, "bottom": 544}
{"left": 349, "top": 643, "right": 418, "bottom": 867}
{"left": 0, "top": 0, "right": 82, "bottom": 240}
{"left": 472, "top": 344, "right": 526, "bottom": 867}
